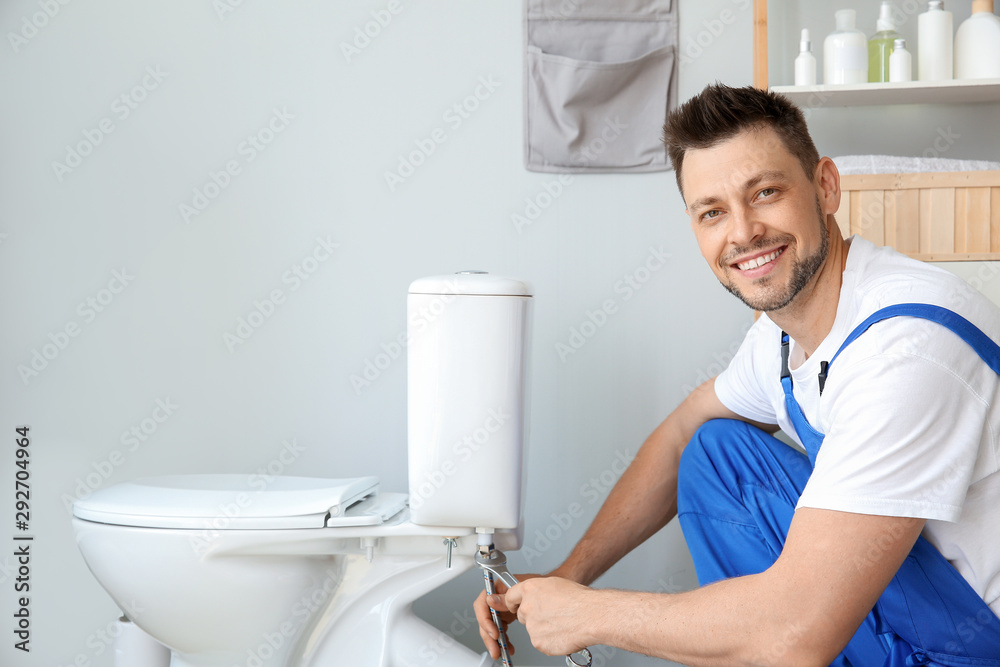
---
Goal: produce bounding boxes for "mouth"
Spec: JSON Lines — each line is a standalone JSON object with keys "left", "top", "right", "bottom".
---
{"left": 733, "top": 247, "right": 784, "bottom": 272}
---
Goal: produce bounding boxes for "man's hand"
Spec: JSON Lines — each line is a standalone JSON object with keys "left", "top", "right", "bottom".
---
{"left": 503, "top": 577, "right": 595, "bottom": 657}
{"left": 474, "top": 571, "right": 545, "bottom": 660}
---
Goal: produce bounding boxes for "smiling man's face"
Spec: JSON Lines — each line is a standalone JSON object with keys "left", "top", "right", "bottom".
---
{"left": 682, "top": 126, "right": 830, "bottom": 313}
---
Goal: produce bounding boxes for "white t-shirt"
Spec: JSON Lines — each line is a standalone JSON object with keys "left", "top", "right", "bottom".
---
{"left": 715, "top": 237, "right": 1000, "bottom": 615}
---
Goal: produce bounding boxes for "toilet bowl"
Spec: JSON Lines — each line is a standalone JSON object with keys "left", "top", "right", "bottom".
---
{"left": 71, "top": 273, "right": 532, "bottom": 667}
{"left": 72, "top": 475, "right": 504, "bottom": 667}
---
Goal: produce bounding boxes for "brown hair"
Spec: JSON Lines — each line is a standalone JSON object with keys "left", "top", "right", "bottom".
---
{"left": 662, "top": 83, "right": 820, "bottom": 197}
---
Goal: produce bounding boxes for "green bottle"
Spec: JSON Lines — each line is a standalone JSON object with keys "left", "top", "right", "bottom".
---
{"left": 869, "top": 1, "right": 902, "bottom": 82}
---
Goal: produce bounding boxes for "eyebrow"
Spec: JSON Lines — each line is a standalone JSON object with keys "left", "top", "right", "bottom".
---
{"left": 686, "top": 169, "right": 790, "bottom": 213}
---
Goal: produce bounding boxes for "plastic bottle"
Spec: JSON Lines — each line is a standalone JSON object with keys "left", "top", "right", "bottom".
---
{"left": 889, "top": 38, "right": 913, "bottom": 81}
{"left": 918, "top": 0, "right": 953, "bottom": 81}
{"left": 794, "top": 28, "right": 818, "bottom": 85}
{"left": 869, "top": 1, "right": 903, "bottom": 82}
{"left": 954, "top": 0, "right": 1000, "bottom": 79}
{"left": 824, "top": 9, "right": 869, "bottom": 84}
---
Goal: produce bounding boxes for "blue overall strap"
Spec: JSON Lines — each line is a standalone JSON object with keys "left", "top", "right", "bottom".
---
{"left": 826, "top": 303, "right": 1000, "bottom": 379}
{"left": 778, "top": 303, "right": 1000, "bottom": 665}
{"left": 779, "top": 303, "right": 1000, "bottom": 465}
{"left": 779, "top": 332, "right": 825, "bottom": 464}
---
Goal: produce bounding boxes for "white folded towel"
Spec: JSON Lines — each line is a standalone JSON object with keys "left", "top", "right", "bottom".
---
{"left": 831, "top": 155, "right": 1000, "bottom": 175}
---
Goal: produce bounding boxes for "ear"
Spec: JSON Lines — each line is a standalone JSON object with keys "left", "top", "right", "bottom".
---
{"left": 814, "top": 157, "right": 841, "bottom": 217}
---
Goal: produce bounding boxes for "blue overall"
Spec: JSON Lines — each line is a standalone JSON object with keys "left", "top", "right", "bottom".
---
{"left": 677, "top": 304, "right": 1000, "bottom": 665}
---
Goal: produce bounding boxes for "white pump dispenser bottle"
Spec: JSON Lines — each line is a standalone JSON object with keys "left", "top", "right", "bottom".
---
{"left": 795, "top": 28, "right": 817, "bottom": 85}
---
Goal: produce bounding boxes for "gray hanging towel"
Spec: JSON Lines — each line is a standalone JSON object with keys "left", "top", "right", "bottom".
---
{"left": 524, "top": 0, "right": 678, "bottom": 173}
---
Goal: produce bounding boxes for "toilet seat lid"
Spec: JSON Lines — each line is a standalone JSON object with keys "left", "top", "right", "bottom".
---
{"left": 72, "top": 475, "right": 385, "bottom": 529}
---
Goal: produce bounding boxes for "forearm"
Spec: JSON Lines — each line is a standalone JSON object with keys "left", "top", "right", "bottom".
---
{"left": 588, "top": 573, "right": 832, "bottom": 667}
{"left": 568, "top": 510, "right": 923, "bottom": 666}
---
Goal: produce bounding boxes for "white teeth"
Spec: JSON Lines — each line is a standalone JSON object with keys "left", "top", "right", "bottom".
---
{"left": 737, "top": 249, "right": 781, "bottom": 271}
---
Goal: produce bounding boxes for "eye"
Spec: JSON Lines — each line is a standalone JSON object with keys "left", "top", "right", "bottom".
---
{"left": 701, "top": 209, "right": 722, "bottom": 221}
{"left": 757, "top": 187, "right": 777, "bottom": 200}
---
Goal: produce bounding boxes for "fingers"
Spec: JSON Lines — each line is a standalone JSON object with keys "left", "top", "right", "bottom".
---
{"left": 486, "top": 592, "right": 510, "bottom": 613}
{"left": 475, "top": 572, "right": 545, "bottom": 658}
{"left": 503, "top": 583, "right": 523, "bottom": 617}
{"left": 475, "top": 588, "right": 520, "bottom": 658}
{"left": 473, "top": 589, "right": 502, "bottom": 658}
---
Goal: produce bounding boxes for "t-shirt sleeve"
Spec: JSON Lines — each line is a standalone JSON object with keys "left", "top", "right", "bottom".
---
{"left": 714, "top": 322, "right": 780, "bottom": 425}
{"left": 798, "top": 343, "right": 987, "bottom": 522}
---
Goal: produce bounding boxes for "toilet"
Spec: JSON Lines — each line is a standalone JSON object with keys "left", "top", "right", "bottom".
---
{"left": 72, "top": 273, "right": 533, "bottom": 667}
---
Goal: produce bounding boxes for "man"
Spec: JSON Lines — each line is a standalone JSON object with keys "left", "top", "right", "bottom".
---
{"left": 475, "top": 83, "right": 1000, "bottom": 665}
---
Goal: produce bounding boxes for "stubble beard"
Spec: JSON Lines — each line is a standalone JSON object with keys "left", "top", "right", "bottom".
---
{"left": 721, "top": 198, "right": 830, "bottom": 312}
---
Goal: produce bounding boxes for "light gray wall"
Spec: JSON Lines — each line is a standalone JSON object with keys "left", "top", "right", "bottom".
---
{"left": 1, "top": 2, "right": 996, "bottom": 667}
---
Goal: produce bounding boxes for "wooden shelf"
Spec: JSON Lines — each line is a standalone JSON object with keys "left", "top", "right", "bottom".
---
{"left": 771, "top": 79, "right": 1000, "bottom": 108}
{"left": 751, "top": 0, "right": 1000, "bottom": 106}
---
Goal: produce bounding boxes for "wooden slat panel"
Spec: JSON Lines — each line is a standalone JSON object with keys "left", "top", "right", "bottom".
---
{"left": 753, "top": 0, "right": 768, "bottom": 89}
{"left": 840, "top": 174, "right": 900, "bottom": 191}
{"left": 912, "top": 252, "right": 1000, "bottom": 262}
{"left": 886, "top": 189, "right": 920, "bottom": 254}
{"left": 834, "top": 190, "right": 852, "bottom": 239}
{"left": 852, "top": 190, "right": 885, "bottom": 246}
{"left": 885, "top": 189, "right": 898, "bottom": 249}
{"left": 955, "top": 187, "right": 969, "bottom": 253}
{"left": 838, "top": 171, "right": 1000, "bottom": 261}
{"left": 964, "top": 187, "right": 991, "bottom": 253}
{"left": 841, "top": 170, "right": 1000, "bottom": 191}
{"left": 899, "top": 170, "right": 1000, "bottom": 190}
{"left": 992, "top": 187, "right": 1000, "bottom": 253}
{"left": 920, "top": 188, "right": 955, "bottom": 254}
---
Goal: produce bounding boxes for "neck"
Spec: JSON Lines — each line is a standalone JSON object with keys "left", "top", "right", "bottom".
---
{"left": 767, "top": 221, "right": 849, "bottom": 358}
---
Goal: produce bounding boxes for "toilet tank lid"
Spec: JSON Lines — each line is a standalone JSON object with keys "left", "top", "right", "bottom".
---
{"left": 409, "top": 272, "right": 533, "bottom": 297}
{"left": 72, "top": 475, "right": 381, "bottom": 529}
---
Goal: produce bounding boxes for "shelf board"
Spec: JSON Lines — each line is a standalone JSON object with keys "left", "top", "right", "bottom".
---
{"left": 771, "top": 78, "right": 1000, "bottom": 107}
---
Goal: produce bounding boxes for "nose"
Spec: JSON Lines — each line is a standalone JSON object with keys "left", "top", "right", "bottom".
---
{"left": 728, "top": 203, "right": 764, "bottom": 248}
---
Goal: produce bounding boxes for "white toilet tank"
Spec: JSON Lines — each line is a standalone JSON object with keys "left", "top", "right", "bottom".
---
{"left": 407, "top": 272, "right": 532, "bottom": 533}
